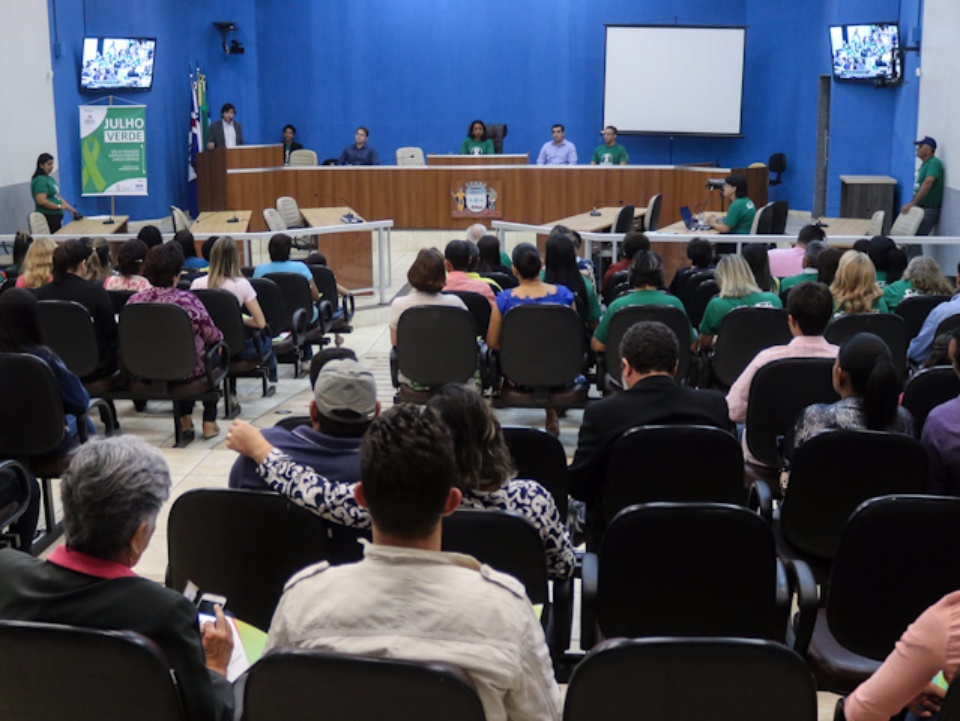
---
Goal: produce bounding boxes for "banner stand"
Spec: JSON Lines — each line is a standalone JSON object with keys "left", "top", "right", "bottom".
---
{"left": 79, "top": 95, "right": 148, "bottom": 205}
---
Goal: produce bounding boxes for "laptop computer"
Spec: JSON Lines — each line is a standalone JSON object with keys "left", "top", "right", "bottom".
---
{"left": 679, "top": 206, "right": 711, "bottom": 231}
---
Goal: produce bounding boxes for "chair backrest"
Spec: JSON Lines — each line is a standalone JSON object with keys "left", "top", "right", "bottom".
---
{"left": 167, "top": 488, "right": 331, "bottom": 632}
{"left": 827, "top": 495, "right": 960, "bottom": 662}
{"left": 745, "top": 358, "right": 839, "bottom": 468}
{"left": 0, "top": 460, "right": 32, "bottom": 545}
{"left": 501, "top": 425, "right": 569, "bottom": 519}
{"left": 0, "top": 620, "right": 186, "bottom": 721}
{"left": 768, "top": 152, "right": 787, "bottom": 185}
{"left": 613, "top": 205, "right": 635, "bottom": 234}
{"left": 264, "top": 272, "right": 315, "bottom": 330}
{"left": 769, "top": 200, "right": 789, "bottom": 234}
{"left": 0, "top": 353, "right": 67, "bottom": 456}
{"left": 889, "top": 206, "right": 926, "bottom": 236}
{"left": 288, "top": 149, "right": 318, "bottom": 166}
{"left": 602, "top": 270, "right": 630, "bottom": 306}
{"left": 824, "top": 312, "right": 908, "bottom": 381}
{"left": 243, "top": 650, "right": 486, "bottom": 721}
{"left": 598, "top": 504, "right": 780, "bottom": 640}
{"left": 262, "top": 207, "right": 287, "bottom": 232}
{"left": 478, "top": 270, "right": 517, "bottom": 290}
{"left": 644, "top": 193, "right": 662, "bottom": 231}
{"left": 712, "top": 307, "right": 792, "bottom": 388}
{"left": 395, "top": 146, "right": 425, "bottom": 166}
{"left": 780, "top": 430, "right": 927, "bottom": 560}
{"left": 395, "top": 306, "right": 478, "bottom": 387}
{"left": 249, "top": 277, "right": 287, "bottom": 335}
{"left": 685, "top": 276, "right": 719, "bottom": 329}
{"left": 867, "top": 209, "right": 885, "bottom": 236}
{"left": 603, "top": 426, "right": 744, "bottom": 524}
{"left": 901, "top": 366, "right": 960, "bottom": 434}
{"left": 895, "top": 294, "right": 950, "bottom": 340}
{"left": 564, "top": 636, "right": 817, "bottom": 721}
{"left": 37, "top": 299, "right": 102, "bottom": 378}
{"left": 484, "top": 123, "right": 508, "bottom": 154}
{"left": 442, "top": 290, "right": 491, "bottom": 338}
{"left": 750, "top": 202, "right": 774, "bottom": 235}
{"left": 192, "top": 289, "right": 248, "bottom": 357}
{"left": 935, "top": 313, "right": 960, "bottom": 338}
{"left": 602, "top": 304, "right": 693, "bottom": 383}
{"left": 168, "top": 205, "right": 192, "bottom": 232}
{"left": 107, "top": 289, "right": 137, "bottom": 315}
{"left": 276, "top": 196, "right": 303, "bottom": 229}
{"left": 499, "top": 304, "right": 584, "bottom": 389}
{"left": 118, "top": 303, "right": 200, "bottom": 381}
{"left": 28, "top": 212, "right": 51, "bottom": 236}
{"left": 307, "top": 264, "right": 344, "bottom": 308}
{"left": 441, "top": 508, "right": 548, "bottom": 604}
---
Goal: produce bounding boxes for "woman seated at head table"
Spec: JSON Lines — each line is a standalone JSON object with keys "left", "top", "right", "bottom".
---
{"left": 460, "top": 119, "right": 494, "bottom": 156}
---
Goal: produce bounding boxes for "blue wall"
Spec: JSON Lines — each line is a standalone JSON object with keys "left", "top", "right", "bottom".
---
{"left": 47, "top": 0, "right": 922, "bottom": 223}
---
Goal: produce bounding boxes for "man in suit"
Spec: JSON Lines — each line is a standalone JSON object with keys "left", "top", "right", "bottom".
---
{"left": 282, "top": 124, "right": 303, "bottom": 164}
{"left": 569, "top": 321, "right": 734, "bottom": 510}
{"left": 207, "top": 103, "right": 244, "bottom": 149}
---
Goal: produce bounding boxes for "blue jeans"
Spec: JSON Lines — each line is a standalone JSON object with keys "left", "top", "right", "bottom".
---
{"left": 238, "top": 332, "right": 278, "bottom": 382}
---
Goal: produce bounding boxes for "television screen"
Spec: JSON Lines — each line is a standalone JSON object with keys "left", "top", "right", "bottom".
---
{"left": 829, "top": 23, "right": 900, "bottom": 82}
{"left": 80, "top": 37, "right": 156, "bottom": 91}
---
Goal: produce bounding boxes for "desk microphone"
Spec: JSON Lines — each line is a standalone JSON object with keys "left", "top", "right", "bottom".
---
{"left": 102, "top": 217, "right": 115, "bottom": 225}
{"left": 226, "top": 209, "right": 240, "bottom": 223}
{"left": 814, "top": 219, "right": 829, "bottom": 229}
{"left": 590, "top": 200, "right": 624, "bottom": 216}
{"left": 314, "top": 194, "right": 363, "bottom": 223}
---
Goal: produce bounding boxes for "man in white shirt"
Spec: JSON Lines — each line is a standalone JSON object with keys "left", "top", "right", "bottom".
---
{"left": 238, "top": 404, "right": 561, "bottom": 721}
{"left": 537, "top": 124, "right": 578, "bottom": 165}
{"left": 207, "top": 103, "right": 244, "bottom": 149}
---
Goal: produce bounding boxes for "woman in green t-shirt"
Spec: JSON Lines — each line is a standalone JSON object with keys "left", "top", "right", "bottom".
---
{"left": 31, "top": 153, "right": 80, "bottom": 233}
{"left": 460, "top": 120, "right": 494, "bottom": 156}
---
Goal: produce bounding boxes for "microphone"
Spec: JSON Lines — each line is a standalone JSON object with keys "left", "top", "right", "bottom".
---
{"left": 313, "top": 194, "right": 364, "bottom": 223}
{"left": 102, "top": 217, "right": 115, "bottom": 225}
{"left": 226, "top": 209, "right": 240, "bottom": 223}
{"left": 590, "top": 199, "right": 624, "bottom": 216}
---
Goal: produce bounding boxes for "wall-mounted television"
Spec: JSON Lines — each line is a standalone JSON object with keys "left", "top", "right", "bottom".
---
{"left": 80, "top": 37, "right": 156, "bottom": 91}
{"left": 829, "top": 23, "right": 901, "bottom": 84}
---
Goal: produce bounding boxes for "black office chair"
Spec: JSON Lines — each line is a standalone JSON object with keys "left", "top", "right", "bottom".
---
{"left": 107, "top": 289, "right": 137, "bottom": 314}
{"left": 711, "top": 307, "right": 792, "bottom": 389}
{"left": 484, "top": 123, "right": 508, "bottom": 154}
{"left": 825, "top": 313, "right": 908, "bottom": 381}
{"left": 501, "top": 425, "right": 569, "bottom": 520}
{"left": 243, "top": 650, "right": 486, "bottom": 721}
{"left": 644, "top": 193, "right": 663, "bottom": 232}
{"left": 901, "top": 365, "right": 960, "bottom": 435}
{"left": 166, "top": 488, "right": 332, "bottom": 632}
{"left": 564, "top": 637, "right": 818, "bottom": 721}
{"left": 768, "top": 153, "right": 787, "bottom": 186}
{"left": 390, "top": 305, "right": 480, "bottom": 403}
{"left": 442, "top": 289, "right": 491, "bottom": 338}
{"left": 265, "top": 272, "right": 332, "bottom": 352}
{"left": 307, "top": 264, "right": 355, "bottom": 338}
{"left": 0, "top": 621, "right": 187, "bottom": 721}
{"left": 935, "top": 313, "right": 960, "bottom": 338}
{"left": 612, "top": 205, "right": 635, "bottom": 234}
{"left": 0, "top": 460, "right": 33, "bottom": 551}
{"left": 479, "top": 270, "right": 518, "bottom": 290}
{"left": 249, "top": 277, "right": 306, "bottom": 377}
{"left": 684, "top": 277, "right": 719, "bottom": 329}
{"left": 769, "top": 199, "right": 789, "bottom": 234}
{"left": 895, "top": 294, "right": 950, "bottom": 340}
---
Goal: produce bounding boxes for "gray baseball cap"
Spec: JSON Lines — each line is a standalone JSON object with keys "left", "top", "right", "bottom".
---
{"left": 313, "top": 359, "right": 377, "bottom": 423}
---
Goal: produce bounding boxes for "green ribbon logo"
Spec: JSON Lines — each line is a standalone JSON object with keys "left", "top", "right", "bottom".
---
{"left": 82, "top": 137, "right": 107, "bottom": 192}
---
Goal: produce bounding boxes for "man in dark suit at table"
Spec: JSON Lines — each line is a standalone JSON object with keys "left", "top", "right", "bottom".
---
{"left": 207, "top": 103, "right": 244, "bottom": 149}
{"left": 282, "top": 124, "right": 303, "bottom": 164}
{"left": 569, "top": 321, "right": 734, "bottom": 512}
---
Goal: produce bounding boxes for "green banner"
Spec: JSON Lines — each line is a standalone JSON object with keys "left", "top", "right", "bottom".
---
{"left": 79, "top": 105, "right": 147, "bottom": 196}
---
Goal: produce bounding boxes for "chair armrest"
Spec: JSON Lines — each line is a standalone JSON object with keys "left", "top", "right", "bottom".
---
{"left": 316, "top": 299, "right": 334, "bottom": 334}
{"left": 580, "top": 551, "right": 599, "bottom": 650}
{"left": 483, "top": 348, "right": 501, "bottom": 393}
{"left": 771, "top": 558, "right": 790, "bottom": 643}
{"left": 786, "top": 558, "right": 818, "bottom": 655}
{"left": 595, "top": 352, "right": 607, "bottom": 395}
{"left": 476, "top": 341, "right": 489, "bottom": 392}
{"left": 0, "top": 460, "right": 32, "bottom": 530}
{"left": 389, "top": 347, "right": 400, "bottom": 389}
{"left": 205, "top": 340, "right": 229, "bottom": 387}
{"left": 749, "top": 479, "right": 774, "bottom": 522}
{"left": 551, "top": 575, "right": 573, "bottom": 655}
{"left": 87, "top": 398, "right": 115, "bottom": 438}
{"left": 290, "top": 308, "right": 308, "bottom": 347}
{"left": 342, "top": 293, "right": 355, "bottom": 323}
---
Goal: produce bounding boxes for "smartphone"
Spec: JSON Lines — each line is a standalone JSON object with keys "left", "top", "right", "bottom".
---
{"left": 197, "top": 592, "right": 228, "bottom": 625}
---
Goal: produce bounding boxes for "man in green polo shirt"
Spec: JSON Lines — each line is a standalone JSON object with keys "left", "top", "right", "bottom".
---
{"left": 590, "top": 126, "right": 629, "bottom": 166}
{"left": 902, "top": 135, "right": 944, "bottom": 236}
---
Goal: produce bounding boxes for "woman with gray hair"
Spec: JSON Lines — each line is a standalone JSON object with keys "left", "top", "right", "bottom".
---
{"left": 0, "top": 437, "right": 235, "bottom": 721}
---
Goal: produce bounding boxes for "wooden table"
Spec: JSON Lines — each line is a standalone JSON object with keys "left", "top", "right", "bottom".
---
{"left": 190, "top": 210, "right": 252, "bottom": 234}
{"left": 55, "top": 215, "right": 130, "bottom": 235}
{"left": 549, "top": 206, "right": 645, "bottom": 234}
{"left": 811, "top": 217, "right": 873, "bottom": 237}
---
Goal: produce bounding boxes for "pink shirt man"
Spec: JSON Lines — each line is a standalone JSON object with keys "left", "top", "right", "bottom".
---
{"left": 443, "top": 271, "right": 497, "bottom": 310}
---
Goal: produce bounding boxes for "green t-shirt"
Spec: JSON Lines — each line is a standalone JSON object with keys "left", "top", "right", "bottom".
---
{"left": 460, "top": 138, "right": 494, "bottom": 156}
{"left": 593, "top": 290, "right": 693, "bottom": 345}
{"left": 779, "top": 271, "right": 819, "bottom": 294}
{"left": 31, "top": 174, "right": 63, "bottom": 217}
{"left": 881, "top": 279, "right": 913, "bottom": 311}
{"left": 915, "top": 156, "right": 944, "bottom": 207}
{"left": 591, "top": 143, "right": 628, "bottom": 165}
{"left": 722, "top": 197, "right": 756, "bottom": 234}
{"left": 699, "top": 291, "right": 782, "bottom": 336}
{"left": 499, "top": 250, "right": 513, "bottom": 270}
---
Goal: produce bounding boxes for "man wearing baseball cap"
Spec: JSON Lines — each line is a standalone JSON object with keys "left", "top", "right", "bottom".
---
{"left": 228, "top": 358, "right": 379, "bottom": 491}
{"left": 902, "top": 136, "right": 944, "bottom": 236}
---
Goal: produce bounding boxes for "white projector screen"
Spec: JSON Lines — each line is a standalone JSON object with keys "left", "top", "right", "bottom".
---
{"left": 603, "top": 25, "right": 746, "bottom": 136}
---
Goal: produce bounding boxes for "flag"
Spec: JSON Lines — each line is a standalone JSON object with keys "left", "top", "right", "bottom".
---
{"left": 197, "top": 71, "right": 209, "bottom": 150}
{"left": 186, "top": 70, "right": 207, "bottom": 216}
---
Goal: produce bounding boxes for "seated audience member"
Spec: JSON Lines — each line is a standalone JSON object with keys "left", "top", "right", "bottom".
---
{"left": 104, "top": 239, "right": 151, "bottom": 291}
{"left": 129, "top": 243, "right": 224, "bottom": 440}
{"left": 768, "top": 223, "right": 826, "bottom": 278}
{"left": 15, "top": 236, "right": 56, "bottom": 289}
{"left": 817, "top": 246, "right": 844, "bottom": 286}
{"left": 924, "top": 333, "right": 954, "bottom": 369}
{"left": 591, "top": 250, "right": 694, "bottom": 353}
{"left": 281, "top": 124, "right": 302, "bottom": 165}
{"left": 842, "top": 590, "right": 960, "bottom": 721}
{"left": 831, "top": 251, "right": 887, "bottom": 317}
{"left": 82, "top": 238, "right": 113, "bottom": 285}
{"left": 706, "top": 174, "right": 756, "bottom": 234}
{"left": 921, "top": 328, "right": 960, "bottom": 495}
{"left": 174, "top": 229, "right": 207, "bottom": 271}
{"left": 570, "top": 321, "right": 734, "bottom": 511}
{"left": 726, "top": 282, "right": 839, "bottom": 463}
{"left": 36, "top": 239, "right": 118, "bottom": 373}
{"left": 783, "top": 332, "right": 915, "bottom": 487}
{"left": 543, "top": 230, "right": 600, "bottom": 330}
{"left": 742, "top": 243, "right": 779, "bottom": 293}
{"left": 136, "top": 224, "right": 163, "bottom": 249}
{"left": 229, "top": 356, "right": 373, "bottom": 491}
{"left": 882, "top": 255, "right": 953, "bottom": 311}
{"left": 698, "top": 254, "right": 782, "bottom": 349}
{"left": 667, "top": 236, "right": 714, "bottom": 296}
{"left": 460, "top": 119, "right": 494, "bottom": 156}
{"left": 4, "top": 231, "right": 33, "bottom": 277}
{"left": 337, "top": 126, "right": 379, "bottom": 165}
{"left": 229, "top": 404, "right": 562, "bottom": 721}
{"left": 910, "top": 279, "right": 960, "bottom": 365}
{"left": 389, "top": 248, "right": 467, "bottom": 347}
{"left": 568, "top": 228, "right": 597, "bottom": 287}
{"left": 442, "top": 239, "right": 496, "bottom": 309}
{"left": 603, "top": 230, "right": 650, "bottom": 292}
{"left": 779, "top": 241, "right": 825, "bottom": 296}
{"left": 201, "top": 236, "right": 218, "bottom": 264}
{"left": 0, "top": 437, "right": 235, "bottom": 721}
{"left": 867, "top": 235, "right": 905, "bottom": 287}
{"left": 469, "top": 224, "right": 512, "bottom": 270}
{"left": 476, "top": 234, "right": 511, "bottom": 275}
{"left": 253, "top": 233, "right": 321, "bottom": 338}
